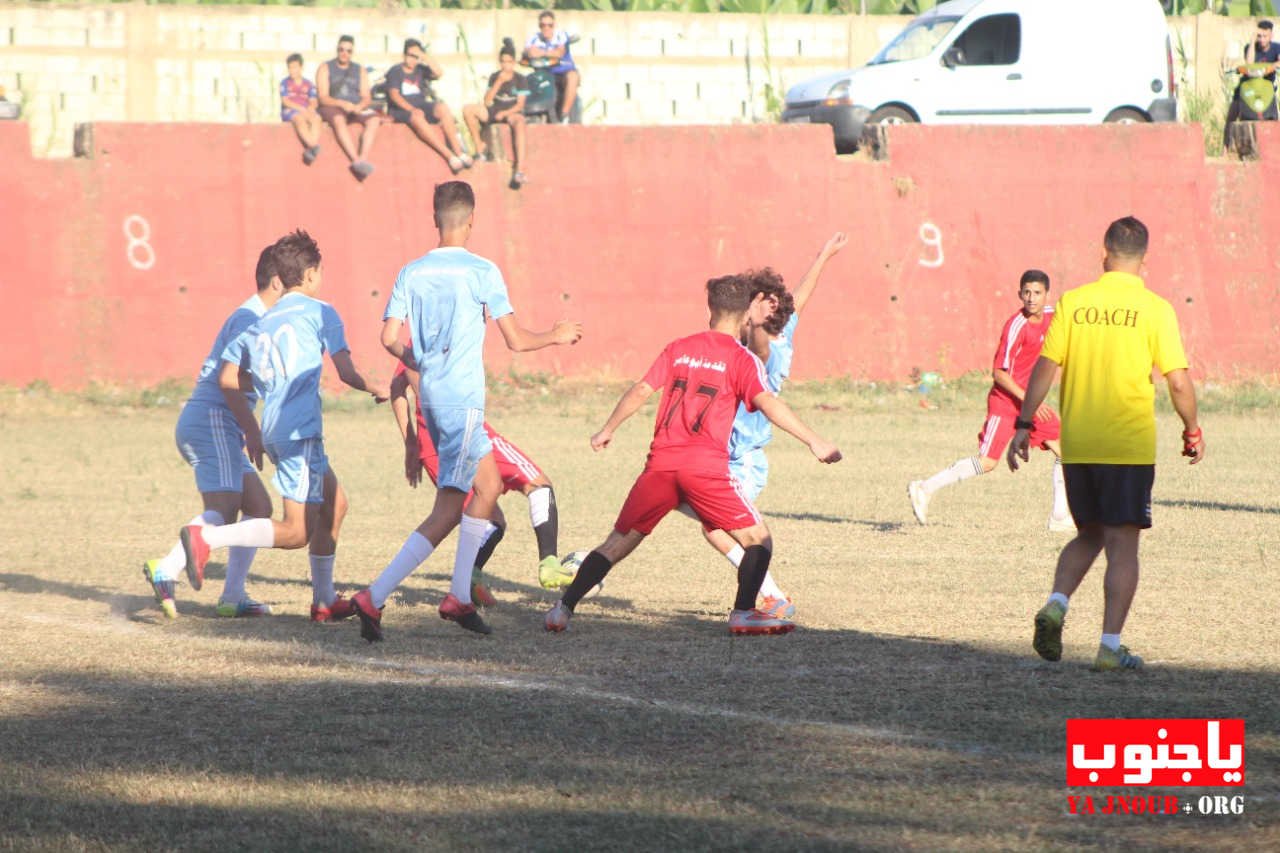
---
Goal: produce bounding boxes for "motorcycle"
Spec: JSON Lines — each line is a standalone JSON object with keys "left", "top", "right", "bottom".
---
{"left": 522, "top": 34, "right": 582, "bottom": 124}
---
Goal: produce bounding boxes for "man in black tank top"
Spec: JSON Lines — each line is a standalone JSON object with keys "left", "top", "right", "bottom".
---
{"left": 315, "top": 35, "right": 380, "bottom": 181}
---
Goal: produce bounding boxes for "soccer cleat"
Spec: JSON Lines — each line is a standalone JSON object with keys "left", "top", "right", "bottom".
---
{"left": 729, "top": 608, "right": 796, "bottom": 636}
{"left": 1032, "top": 600, "right": 1067, "bottom": 662}
{"left": 351, "top": 588, "right": 384, "bottom": 642}
{"left": 538, "top": 555, "right": 575, "bottom": 590}
{"left": 310, "top": 594, "right": 356, "bottom": 623}
{"left": 1047, "top": 513, "right": 1075, "bottom": 533}
{"left": 908, "top": 481, "right": 930, "bottom": 525}
{"left": 179, "top": 524, "right": 210, "bottom": 592}
{"left": 758, "top": 595, "right": 796, "bottom": 620}
{"left": 216, "top": 597, "right": 272, "bottom": 618}
{"left": 1091, "top": 644, "right": 1143, "bottom": 672}
{"left": 142, "top": 559, "right": 178, "bottom": 620}
{"left": 544, "top": 600, "right": 571, "bottom": 633}
{"left": 439, "top": 593, "right": 492, "bottom": 635}
{"left": 471, "top": 579, "right": 497, "bottom": 609}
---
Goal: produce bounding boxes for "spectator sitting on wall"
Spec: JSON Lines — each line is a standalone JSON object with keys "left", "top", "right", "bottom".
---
{"left": 523, "top": 10, "right": 580, "bottom": 123}
{"left": 281, "top": 53, "right": 323, "bottom": 165}
{"left": 315, "top": 35, "right": 380, "bottom": 181}
{"left": 464, "top": 39, "right": 530, "bottom": 188}
{"left": 386, "top": 38, "right": 473, "bottom": 175}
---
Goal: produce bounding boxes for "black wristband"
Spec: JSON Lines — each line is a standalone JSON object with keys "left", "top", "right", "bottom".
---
{"left": 1014, "top": 417, "right": 1035, "bottom": 431}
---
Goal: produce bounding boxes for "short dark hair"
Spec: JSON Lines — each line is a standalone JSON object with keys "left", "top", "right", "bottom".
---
{"left": 1260, "top": 20, "right": 1274, "bottom": 31}
{"left": 286, "top": 53, "right": 303, "bottom": 66}
{"left": 539, "top": 10, "right": 556, "bottom": 22}
{"left": 500, "top": 37, "right": 517, "bottom": 60}
{"left": 273, "top": 229, "right": 322, "bottom": 288}
{"left": 1103, "top": 216, "right": 1149, "bottom": 259}
{"left": 254, "top": 244, "right": 277, "bottom": 291}
{"left": 1019, "top": 269, "right": 1050, "bottom": 290}
{"left": 404, "top": 38, "right": 423, "bottom": 54}
{"left": 434, "top": 181, "right": 475, "bottom": 230}
{"left": 338, "top": 35, "right": 354, "bottom": 47}
{"left": 706, "top": 275, "right": 750, "bottom": 318}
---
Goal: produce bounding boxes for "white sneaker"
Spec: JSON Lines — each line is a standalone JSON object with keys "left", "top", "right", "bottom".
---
{"left": 1047, "top": 514, "right": 1075, "bottom": 533}
{"left": 448, "top": 156, "right": 464, "bottom": 174}
{"left": 545, "top": 600, "right": 571, "bottom": 633}
{"left": 908, "top": 481, "right": 930, "bottom": 525}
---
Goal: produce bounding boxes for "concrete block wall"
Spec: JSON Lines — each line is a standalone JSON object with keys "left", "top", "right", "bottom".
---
{"left": 0, "top": 5, "right": 1258, "bottom": 157}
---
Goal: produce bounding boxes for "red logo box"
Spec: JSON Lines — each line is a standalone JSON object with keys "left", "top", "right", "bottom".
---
{"left": 1067, "top": 719, "right": 1245, "bottom": 787}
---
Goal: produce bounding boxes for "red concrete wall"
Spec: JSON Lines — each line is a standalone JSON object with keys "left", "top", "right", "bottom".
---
{"left": 2, "top": 120, "right": 1278, "bottom": 389}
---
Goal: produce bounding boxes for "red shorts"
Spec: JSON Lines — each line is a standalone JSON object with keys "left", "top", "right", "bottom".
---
{"left": 978, "top": 407, "right": 1060, "bottom": 460}
{"left": 614, "top": 467, "right": 762, "bottom": 535}
{"left": 419, "top": 423, "right": 544, "bottom": 495}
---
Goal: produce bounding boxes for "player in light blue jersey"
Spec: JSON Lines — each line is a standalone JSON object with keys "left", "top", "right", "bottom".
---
{"left": 699, "top": 232, "right": 847, "bottom": 620}
{"left": 177, "top": 230, "right": 388, "bottom": 624}
{"left": 141, "top": 244, "right": 285, "bottom": 619}
{"left": 352, "top": 180, "right": 582, "bottom": 640}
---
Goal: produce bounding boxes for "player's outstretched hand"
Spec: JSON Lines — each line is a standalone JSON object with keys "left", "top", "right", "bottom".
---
{"left": 1006, "top": 429, "right": 1031, "bottom": 472}
{"left": 554, "top": 319, "right": 584, "bottom": 346}
{"left": 1182, "top": 428, "right": 1206, "bottom": 465}
{"left": 590, "top": 429, "right": 612, "bottom": 452}
{"left": 809, "top": 438, "right": 842, "bottom": 464}
{"left": 822, "top": 231, "right": 849, "bottom": 258}
{"left": 1034, "top": 402, "right": 1056, "bottom": 422}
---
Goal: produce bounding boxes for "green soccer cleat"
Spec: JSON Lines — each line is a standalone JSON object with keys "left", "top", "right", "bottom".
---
{"left": 142, "top": 559, "right": 178, "bottom": 620}
{"left": 1091, "top": 644, "right": 1143, "bottom": 672}
{"left": 215, "top": 597, "right": 273, "bottom": 618}
{"left": 538, "top": 555, "right": 574, "bottom": 590}
{"left": 1032, "top": 600, "right": 1067, "bottom": 662}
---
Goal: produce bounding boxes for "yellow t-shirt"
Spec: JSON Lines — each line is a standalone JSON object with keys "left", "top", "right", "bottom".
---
{"left": 1040, "top": 271, "right": 1188, "bottom": 465}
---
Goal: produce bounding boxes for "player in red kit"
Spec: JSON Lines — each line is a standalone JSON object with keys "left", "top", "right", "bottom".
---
{"left": 544, "top": 271, "right": 843, "bottom": 636}
{"left": 908, "top": 270, "right": 1071, "bottom": 530}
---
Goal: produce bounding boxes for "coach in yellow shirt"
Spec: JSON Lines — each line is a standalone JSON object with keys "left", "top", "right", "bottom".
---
{"left": 1007, "top": 217, "right": 1204, "bottom": 672}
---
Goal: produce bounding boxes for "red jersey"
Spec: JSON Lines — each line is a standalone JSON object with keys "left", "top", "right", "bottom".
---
{"left": 641, "top": 330, "right": 769, "bottom": 472}
{"left": 988, "top": 306, "right": 1053, "bottom": 410}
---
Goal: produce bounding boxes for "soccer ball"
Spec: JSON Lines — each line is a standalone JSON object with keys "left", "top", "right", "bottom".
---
{"left": 560, "top": 550, "right": 603, "bottom": 597}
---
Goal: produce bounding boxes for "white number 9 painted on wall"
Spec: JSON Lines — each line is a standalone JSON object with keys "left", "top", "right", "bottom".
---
{"left": 918, "top": 222, "right": 944, "bottom": 269}
{"left": 123, "top": 215, "right": 156, "bottom": 271}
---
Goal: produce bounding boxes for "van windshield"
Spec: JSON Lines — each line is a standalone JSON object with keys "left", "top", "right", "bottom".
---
{"left": 868, "top": 16, "right": 960, "bottom": 65}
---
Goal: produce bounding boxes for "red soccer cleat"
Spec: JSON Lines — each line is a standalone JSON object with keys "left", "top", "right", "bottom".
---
{"left": 311, "top": 593, "right": 356, "bottom": 623}
{"left": 728, "top": 608, "right": 796, "bottom": 636}
{"left": 439, "top": 593, "right": 492, "bottom": 635}
{"left": 351, "top": 588, "right": 384, "bottom": 642}
{"left": 471, "top": 580, "right": 497, "bottom": 609}
{"left": 179, "top": 524, "right": 210, "bottom": 592}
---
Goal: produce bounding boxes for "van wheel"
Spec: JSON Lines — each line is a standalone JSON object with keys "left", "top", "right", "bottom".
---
{"left": 1104, "top": 108, "right": 1149, "bottom": 124}
{"left": 869, "top": 106, "right": 916, "bottom": 125}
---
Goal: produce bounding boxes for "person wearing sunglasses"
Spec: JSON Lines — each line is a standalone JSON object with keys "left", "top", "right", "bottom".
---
{"left": 385, "top": 38, "right": 474, "bottom": 175}
{"left": 523, "top": 10, "right": 580, "bottom": 123}
{"left": 315, "top": 35, "right": 380, "bottom": 181}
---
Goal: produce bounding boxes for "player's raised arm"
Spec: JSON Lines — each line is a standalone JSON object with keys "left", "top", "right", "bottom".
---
{"left": 217, "top": 358, "right": 264, "bottom": 470}
{"left": 591, "top": 380, "right": 655, "bottom": 451}
{"left": 751, "top": 391, "right": 841, "bottom": 463}
{"left": 495, "top": 313, "right": 582, "bottom": 353}
{"left": 793, "top": 231, "right": 848, "bottom": 315}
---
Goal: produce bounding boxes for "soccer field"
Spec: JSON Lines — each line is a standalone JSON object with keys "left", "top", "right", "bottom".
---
{"left": 0, "top": 383, "right": 1275, "bottom": 850}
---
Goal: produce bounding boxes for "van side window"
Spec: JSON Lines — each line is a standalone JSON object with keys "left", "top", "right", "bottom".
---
{"left": 951, "top": 14, "right": 1021, "bottom": 66}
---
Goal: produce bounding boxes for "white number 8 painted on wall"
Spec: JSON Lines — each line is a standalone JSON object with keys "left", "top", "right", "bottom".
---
{"left": 918, "top": 222, "right": 944, "bottom": 269}
{"left": 123, "top": 215, "right": 156, "bottom": 271}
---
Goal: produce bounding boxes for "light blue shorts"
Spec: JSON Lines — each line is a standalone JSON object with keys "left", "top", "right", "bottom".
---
{"left": 175, "top": 402, "right": 255, "bottom": 494}
{"left": 266, "top": 437, "right": 329, "bottom": 504}
{"left": 728, "top": 448, "right": 769, "bottom": 503}
{"left": 423, "top": 404, "right": 491, "bottom": 492}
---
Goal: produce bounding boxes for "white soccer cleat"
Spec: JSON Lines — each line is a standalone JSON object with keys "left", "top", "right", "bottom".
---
{"left": 1047, "top": 513, "right": 1075, "bottom": 533}
{"left": 908, "top": 481, "right": 930, "bottom": 525}
{"left": 544, "top": 600, "right": 571, "bottom": 633}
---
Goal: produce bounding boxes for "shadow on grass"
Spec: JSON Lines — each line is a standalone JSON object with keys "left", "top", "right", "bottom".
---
{"left": 1156, "top": 498, "right": 1280, "bottom": 516}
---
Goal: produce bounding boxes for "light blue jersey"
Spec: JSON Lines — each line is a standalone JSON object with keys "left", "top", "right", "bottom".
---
{"left": 383, "top": 247, "right": 514, "bottom": 411}
{"left": 728, "top": 314, "right": 798, "bottom": 460}
{"left": 221, "top": 291, "right": 349, "bottom": 445}
{"left": 187, "top": 294, "right": 268, "bottom": 409}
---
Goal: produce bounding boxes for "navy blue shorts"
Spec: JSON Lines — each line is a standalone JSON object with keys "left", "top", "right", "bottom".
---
{"left": 1063, "top": 464, "right": 1154, "bottom": 529}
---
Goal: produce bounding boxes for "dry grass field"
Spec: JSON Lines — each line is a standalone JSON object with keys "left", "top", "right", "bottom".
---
{"left": 0, "top": 380, "right": 1276, "bottom": 851}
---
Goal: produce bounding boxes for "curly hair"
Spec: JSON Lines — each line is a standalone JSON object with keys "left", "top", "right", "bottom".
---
{"left": 739, "top": 267, "right": 795, "bottom": 336}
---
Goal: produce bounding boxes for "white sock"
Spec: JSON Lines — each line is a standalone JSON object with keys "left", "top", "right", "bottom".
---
{"left": 202, "top": 517, "right": 274, "bottom": 549}
{"left": 310, "top": 553, "right": 336, "bottom": 607}
{"left": 450, "top": 515, "right": 489, "bottom": 604}
{"left": 724, "top": 544, "right": 744, "bottom": 568}
{"left": 922, "top": 456, "right": 984, "bottom": 495}
{"left": 370, "top": 531, "right": 434, "bottom": 608}
{"left": 1051, "top": 459, "right": 1069, "bottom": 517}
{"left": 221, "top": 546, "right": 255, "bottom": 602}
{"left": 1048, "top": 592, "right": 1070, "bottom": 611}
{"left": 758, "top": 570, "right": 786, "bottom": 600}
{"left": 156, "top": 511, "right": 224, "bottom": 580}
{"left": 1100, "top": 633, "right": 1121, "bottom": 652}
{"left": 527, "top": 486, "right": 552, "bottom": 527}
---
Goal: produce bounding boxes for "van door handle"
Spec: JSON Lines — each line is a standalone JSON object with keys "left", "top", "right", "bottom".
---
{"left": 1006, "top": 73, "right": 1022, "bottom": 80}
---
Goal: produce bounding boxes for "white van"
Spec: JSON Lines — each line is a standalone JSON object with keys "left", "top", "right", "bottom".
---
{"left": 782, "top": 0, "right": 1177, "bottom": 152}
